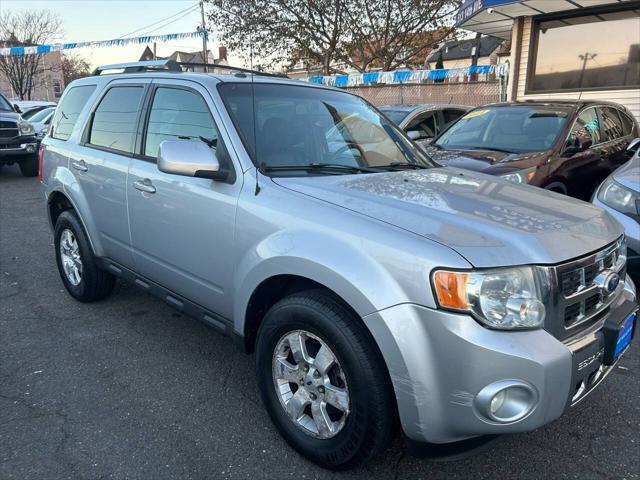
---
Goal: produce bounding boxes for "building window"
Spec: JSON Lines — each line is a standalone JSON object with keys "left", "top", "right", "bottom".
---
{"left": 53, "top": 80, "right": 62, "bottom": 97}
{"left": 528, "top": 8, "right": 640, "bottom": 93}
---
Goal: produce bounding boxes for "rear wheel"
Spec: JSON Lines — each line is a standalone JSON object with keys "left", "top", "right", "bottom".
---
{"left": 256, "top": 290, "right": 395, "bottom": 470}
{"left": 54, "top": 210, "right": 115, "bottom": 302}
{"left": 19, "top": 154, "right": 38, "bottom": 177}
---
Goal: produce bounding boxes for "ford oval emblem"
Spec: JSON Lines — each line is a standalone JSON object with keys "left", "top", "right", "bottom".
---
{"left": 596, "top": 270, "right": 620, "bottom": 295}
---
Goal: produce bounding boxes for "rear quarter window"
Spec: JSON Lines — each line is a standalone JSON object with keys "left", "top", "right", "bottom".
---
{"left": 51, "top": 85, "right": 97, "bottom": 141}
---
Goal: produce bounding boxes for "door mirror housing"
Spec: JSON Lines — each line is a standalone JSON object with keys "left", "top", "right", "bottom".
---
{"left": 626, "top": 137, "right": 640, "bottom": 157}
{"left": 157, "top": 140, "right": 226, "bottom": 180}
{"left": 13, "top": 104, "right": 22, "bottom": 113}
{"left": 564, "top": 134, "right": 592, "bottom": 156}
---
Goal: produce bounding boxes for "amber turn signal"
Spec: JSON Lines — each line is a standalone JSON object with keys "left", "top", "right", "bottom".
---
{"left": 433, "top": 271, "right": 470, "bottom": 310}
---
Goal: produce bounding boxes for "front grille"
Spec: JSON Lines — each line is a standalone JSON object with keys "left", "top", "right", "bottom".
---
{"left": 546, "top": 238, "right": 626, "bottom": 340}
{"left": 0, "top": 128, "right": 19, "bottom": 139}
{"left": 0, "top": 121, "right": 17, "bottom": 128}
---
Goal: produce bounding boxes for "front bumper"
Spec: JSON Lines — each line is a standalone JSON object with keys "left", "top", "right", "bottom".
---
{"left": 363, "top": 275, "right": 636, "bottom": 444}
{"left": 0, "top": 135, "right": 38, "bottom": 160}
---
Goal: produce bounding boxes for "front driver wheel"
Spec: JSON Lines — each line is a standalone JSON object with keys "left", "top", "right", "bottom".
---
{"left": 256, "top": 290, "right": 395, "bottom": 470}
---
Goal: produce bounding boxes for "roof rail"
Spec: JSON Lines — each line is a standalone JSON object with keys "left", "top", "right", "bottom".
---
{"left": 92, "top": 59, "right": 182, "bottom": 75}
{"left": 178, "top": 62, "right": 288, "bottom": 78}
{"left": 91, "top": 59, "right": 289, "bottom": 79}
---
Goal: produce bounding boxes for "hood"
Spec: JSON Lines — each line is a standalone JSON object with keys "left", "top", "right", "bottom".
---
{"left": 612, "top": 157, "right": 640, "bottom": 191}
{"left": 272, "top": 168, "right": 622, "bottom": 268}
{"left": 424, "top": 146, "right": 549, "bottom": 174}
{"left": 0, "top": 111, "right": 20, "bottom": 124}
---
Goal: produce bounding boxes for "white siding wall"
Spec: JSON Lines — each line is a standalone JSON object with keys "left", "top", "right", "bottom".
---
{"left": 515, "top": 17, "right": 640, "bottom": 121}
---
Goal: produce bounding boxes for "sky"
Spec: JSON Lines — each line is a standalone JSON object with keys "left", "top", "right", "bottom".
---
{"left": 0, "top": 0, "right": 246, "bottom": 69}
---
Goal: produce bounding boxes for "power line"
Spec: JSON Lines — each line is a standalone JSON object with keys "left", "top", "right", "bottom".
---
{"left": 134, "top": 6, "right": 201, "bottom": 38}
{"left": 119, "top": 3, "right": 199, "bottom": 38}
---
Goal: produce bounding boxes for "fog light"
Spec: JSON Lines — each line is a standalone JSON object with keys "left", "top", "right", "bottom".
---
{"left": 475, "top": 380, "right": 538, "bottom": 424}
{"left": 26, "top": 144, "right": 36, "bottom": 153}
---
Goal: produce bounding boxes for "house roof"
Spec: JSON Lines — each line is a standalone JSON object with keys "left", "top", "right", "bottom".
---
{"left": 427, "top": 36, "right": 504, "bottom": 62}
{"left": 139, "top": 47, "right": 223, "bottom": 65}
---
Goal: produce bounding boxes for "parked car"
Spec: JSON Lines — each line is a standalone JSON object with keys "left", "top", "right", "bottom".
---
{"left": 593, "top": 138, "right": 640, "bottom": 276}
{"left": 425, "top": 101, "right": 639, "bottom": 200}
{"left": 41, "top": 61, "right": 637, "bottom": 470}
{"left": 12, "top": 100, "right": 56, "bottom": 115}
{"left": 25, "top": 106, "right": 55, "bottom": 141}
{"left": 378, "top": 103, "right": 470, "bottom": 149}
{"left": 0, "top": 91, "right": 39, "bottom": 176}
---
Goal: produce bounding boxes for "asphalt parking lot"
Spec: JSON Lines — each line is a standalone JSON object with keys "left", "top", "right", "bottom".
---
{"left": 1, "top": 164, "right": 639, "bottom": 480}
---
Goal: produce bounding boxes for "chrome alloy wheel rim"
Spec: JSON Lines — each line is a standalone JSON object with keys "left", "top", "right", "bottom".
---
{"left": 272, "top": 330, "right": 350, "bottom": 439}
{"left": 59, "top": 229, "right": 82, "bottom": 286}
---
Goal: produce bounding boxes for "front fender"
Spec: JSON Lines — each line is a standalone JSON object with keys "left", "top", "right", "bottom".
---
{"left": 233, "top": 228, "right": 409, "bottom": 334}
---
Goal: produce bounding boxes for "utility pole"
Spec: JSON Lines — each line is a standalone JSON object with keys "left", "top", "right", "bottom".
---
{"left": 200, "top": 0, "right": 208, "bottom": 72}
{"left": 577, "top": 52, "right": 596, "bottom": 99}
{"left": 470, "top": 32, "right": 481, "bottom": 81}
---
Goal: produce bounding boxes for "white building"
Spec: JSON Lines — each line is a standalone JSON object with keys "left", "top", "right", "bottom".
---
{"left": 456, "top": 0, "right": 640, "bottom": 120}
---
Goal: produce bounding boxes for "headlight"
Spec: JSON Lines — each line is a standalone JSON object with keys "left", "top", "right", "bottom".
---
{"left": 597, "top": 177, "right": 639, "bottom": 215}
{"left": 18, "top": 121, "right": 35, "bottom": 136}
{"left": 433, "top": 266, "right": 546, "bottom": 329}
{"left": 500, "top": 167, "right": 537, "bottom": 184}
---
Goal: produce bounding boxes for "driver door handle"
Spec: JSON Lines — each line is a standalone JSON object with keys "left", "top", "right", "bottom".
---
{"left": 71, "top": 160, "right": 88, "bottom": 172}
{"left": 133, "top": 179, "right": 156, "bottom": 194}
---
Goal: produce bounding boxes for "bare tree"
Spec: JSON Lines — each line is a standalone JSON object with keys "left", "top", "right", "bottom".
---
{"left": 207, "top": 0, "right": 347, "bottom": 75}
{"left": 61, "top": 53, "right": 91, "bottom": 85}
{"left": 207, "top": 0, "right": 458, "bottom": 75}
{"left": 342, "top": 0, "right": 459, "bottom": 72}
{"left": 0, "top": 10, "right": 63, "bottom": 100}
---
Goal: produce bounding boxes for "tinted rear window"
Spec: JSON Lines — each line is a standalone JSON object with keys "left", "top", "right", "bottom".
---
{"left": 89, "top": 86, "right": 144, "bottom": 153}
{"left": 51, "top": 85, "right": 96, "bottom": 141}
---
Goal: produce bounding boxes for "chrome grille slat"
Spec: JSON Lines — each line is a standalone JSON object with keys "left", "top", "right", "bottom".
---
{"left": 545, "top": 238, "right": 626, "bottom": 340}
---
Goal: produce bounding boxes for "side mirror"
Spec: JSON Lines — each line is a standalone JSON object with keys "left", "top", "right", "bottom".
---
{"left": 564, "top": 134, "right": 592, "bottom": 156}
{"left": 158, "top": 140, "right": 226, "bottom": 180}
{"left": 626, "top": 137, "right": 640, "bottom": 157}
{"left": 13, "top": 104, "right": 22, "bottom": 113}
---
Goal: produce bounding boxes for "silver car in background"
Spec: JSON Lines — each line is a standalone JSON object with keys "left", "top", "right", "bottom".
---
{"left": 593, "top": 138, "right": 640, "bottom": 275}
{"left": 378, "top": 103, "right": 470, "bottom": 149}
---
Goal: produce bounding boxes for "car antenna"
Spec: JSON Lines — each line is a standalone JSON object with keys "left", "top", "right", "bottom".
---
{"left": 249, "top": 33, "right": 261, "bottom": 196}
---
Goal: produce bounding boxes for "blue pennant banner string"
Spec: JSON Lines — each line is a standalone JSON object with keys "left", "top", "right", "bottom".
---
{"left": 304, "top": 64, "right": 509, "bottom": 87}
{"left": 0, "top": 31, "right": 205, "bottom": 57}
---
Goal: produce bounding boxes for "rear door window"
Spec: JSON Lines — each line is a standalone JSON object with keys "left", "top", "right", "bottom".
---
{"left": 598, "top": 107, "right": 625, "bottom": 142}
{"left": 143, "top": 87, "right": 217, "bottom": 158}
{"left": 88, "top": 86, "right": 145, "bottom": 154}
{"left": 51, "top": 85, "right": 96, "bottom": 141}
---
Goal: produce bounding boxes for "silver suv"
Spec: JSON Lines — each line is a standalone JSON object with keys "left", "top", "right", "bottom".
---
{"left": 41, "top": 60, "right": 637, "bottom": 470}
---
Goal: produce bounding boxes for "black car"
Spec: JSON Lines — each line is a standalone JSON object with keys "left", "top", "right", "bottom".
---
{"left": 0, "top": 92, "right": 39, "bottom": 177}
{"left": 425, "top": 100, "right": 639, "bottom": 200}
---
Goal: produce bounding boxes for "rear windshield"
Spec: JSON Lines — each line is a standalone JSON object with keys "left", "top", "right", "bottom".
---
{"left": 218, "top": 83, "right": 434, "bottom": 173}
{"left": 435, "top": 105, "right": 570, "bottom": 153}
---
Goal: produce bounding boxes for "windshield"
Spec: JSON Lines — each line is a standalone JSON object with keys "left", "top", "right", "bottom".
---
{"left": 434, "top": 105, "right": 570, "bottom": 153}
{"left": 0, "top": 94, "right": 13, "bottom": 112}
{"left": 218, "top": 83, "right": 434, "bottom": 174}
{"left": 25, "top": 107, "right": 55, "bottom": 122}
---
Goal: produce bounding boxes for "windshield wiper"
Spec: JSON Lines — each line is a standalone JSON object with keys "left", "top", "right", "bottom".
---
{"left": 373, "top": 162, "right": 429, "bottom": 170}
{"left": 466, "top": 146, "right": 515, "bottom": 154}
{"left": 261, "top": 163, "right": 378, "bottom": 174}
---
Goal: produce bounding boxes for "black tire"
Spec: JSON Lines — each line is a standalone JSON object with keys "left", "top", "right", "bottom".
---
{"left": 54, "top": 210, "right": 115, "bottom": 302}
{"left": 19, "top": 154, "right": 38, "bottom": 177}
{"left": 256, "top": 290, "right": 395, "bottom": 470}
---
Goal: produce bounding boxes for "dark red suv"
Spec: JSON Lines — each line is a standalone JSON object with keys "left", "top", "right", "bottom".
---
{"left": 425, "top": 100, "right": 639, "bottom": 200}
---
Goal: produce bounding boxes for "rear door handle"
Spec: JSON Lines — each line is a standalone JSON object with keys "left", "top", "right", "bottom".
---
{"left": 71, "top": 160, "right": 88, "bottom": 172}
{"left": 133, "top": 179, "right": 156, "bottom": 194}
